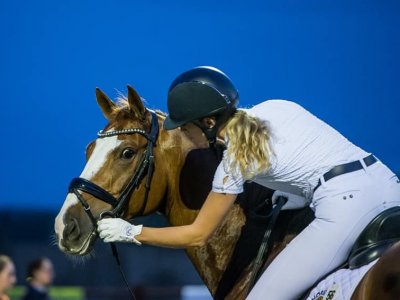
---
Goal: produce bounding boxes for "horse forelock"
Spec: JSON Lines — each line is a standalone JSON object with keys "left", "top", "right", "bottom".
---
{"left": 105, "top": 96, "right": 167, "bottom": 131}
{"left": 107, "top": 101, "right": 148, "bottom": 129}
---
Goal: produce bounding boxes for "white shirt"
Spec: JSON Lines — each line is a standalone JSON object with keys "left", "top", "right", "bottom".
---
{"left": 212, "top": 100, "right": 368, "bottom": 204}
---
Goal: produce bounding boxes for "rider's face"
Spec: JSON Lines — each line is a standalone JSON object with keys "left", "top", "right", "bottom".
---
{"left": 0, "top": 261, "right": 16, "bottom": 293}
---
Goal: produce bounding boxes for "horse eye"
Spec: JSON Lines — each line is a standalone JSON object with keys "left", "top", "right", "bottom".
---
{"left": 121, "top": 148, "right": 136, "bottom": 160}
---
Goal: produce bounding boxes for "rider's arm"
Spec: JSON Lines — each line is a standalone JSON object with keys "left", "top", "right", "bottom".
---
{"left": 96, "top": 191, "right": 237, "bottom": 248}
{"left": 138, "top": 191, "right": 237, "bottom": 248}
{"left": 97, "top": 161, "right": 242, "bottom": 248}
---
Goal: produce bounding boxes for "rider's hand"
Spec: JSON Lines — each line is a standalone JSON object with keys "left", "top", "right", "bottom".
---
{"left": 97, "top": 218, "right": 143, "bottom": 245}
{"left": 272, "top": 190, "right": 309, "bottom": 210}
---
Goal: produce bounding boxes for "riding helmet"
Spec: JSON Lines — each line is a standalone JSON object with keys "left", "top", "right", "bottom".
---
{"left": 163, "top": 66, "right": 239, "bottom": 130}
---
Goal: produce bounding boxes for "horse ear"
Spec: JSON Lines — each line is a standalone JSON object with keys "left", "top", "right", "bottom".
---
{"left": 127, "top": 85, "right": 146, "bottom": 119}
{"left": 96, "top": 87, "right": 116, "bottom": 120}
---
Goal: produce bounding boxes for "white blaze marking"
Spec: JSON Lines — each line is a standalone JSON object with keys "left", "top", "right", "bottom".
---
{"left": 55, "top": 133, "right": 122, "bottom": 239}
{"left": 80, "top": 135, "right": 121, "bottom": 180}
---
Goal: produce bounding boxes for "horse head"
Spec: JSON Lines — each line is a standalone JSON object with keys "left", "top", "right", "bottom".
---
{"left": 54, "top": 85, "right": 187, "bottom": 255}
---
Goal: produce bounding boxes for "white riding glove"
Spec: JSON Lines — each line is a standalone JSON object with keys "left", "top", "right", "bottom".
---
{"left": 271, "top": 190, "right": 310, "bottom": 210}
{"left": 97, "top": 218, "right": 143, "bottom": 245}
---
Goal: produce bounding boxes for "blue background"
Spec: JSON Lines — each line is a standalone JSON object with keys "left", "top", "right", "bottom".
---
{"left": 0, "top": 0, "right": 399, "bottom": 211}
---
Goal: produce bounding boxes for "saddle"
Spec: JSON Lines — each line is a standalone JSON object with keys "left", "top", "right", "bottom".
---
{"left": 348, "top": 206, "right": 400, "bottom": 269}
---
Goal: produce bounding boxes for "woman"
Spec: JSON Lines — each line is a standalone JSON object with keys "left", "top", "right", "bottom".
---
{"left": 22, "top": 258, "right": 54, "bottom": 300}
{"left": 97, "top": 66, "right": 400, "bottom": 299}
{"left": 0, "top": 255, "right": 16, "bottom": 300}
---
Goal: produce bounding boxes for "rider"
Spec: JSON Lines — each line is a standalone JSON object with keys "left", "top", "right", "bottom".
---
{"left": 97, "top": 66, "right": 400, "bottom": 299}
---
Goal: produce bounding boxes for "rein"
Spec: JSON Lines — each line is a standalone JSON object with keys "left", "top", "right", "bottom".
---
{"left": 247, "top": 196, "right": 287, "bottom": 294}
{"left": 68, "top": 110, "right": 159, "bottom": 300}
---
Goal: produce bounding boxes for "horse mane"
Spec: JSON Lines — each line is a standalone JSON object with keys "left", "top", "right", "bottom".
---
{"left": 108, "top": 94, "right": 166, "bottom": 124}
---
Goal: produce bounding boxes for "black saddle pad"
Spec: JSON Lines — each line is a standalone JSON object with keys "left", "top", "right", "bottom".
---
{"left": 179, "top": 147, "right": 221, "bottom": 210}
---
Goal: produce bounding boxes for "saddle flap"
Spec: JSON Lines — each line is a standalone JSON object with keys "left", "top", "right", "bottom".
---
{"left": 348, "top": 206, "right": 400, "bottom": 268}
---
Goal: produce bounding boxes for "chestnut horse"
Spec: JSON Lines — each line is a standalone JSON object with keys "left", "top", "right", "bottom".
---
{"left": 55, "top": 86, "right": 400, "bottom": 299}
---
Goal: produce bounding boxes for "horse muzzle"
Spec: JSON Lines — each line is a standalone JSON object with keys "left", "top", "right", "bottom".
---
{"left": 56, "top": 212, "right": 98, "bottom": 256}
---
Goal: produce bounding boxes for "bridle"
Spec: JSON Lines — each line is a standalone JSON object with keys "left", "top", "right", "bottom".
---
{"left": 68, "top": 110, "right": 159, "bottom": 226}
{"left": 67, "top": 110, "right": 159, "bottom": 300}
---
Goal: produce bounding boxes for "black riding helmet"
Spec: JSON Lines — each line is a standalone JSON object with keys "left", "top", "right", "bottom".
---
{"left": 164, "top": 66, "right": 239, "bottom": 146}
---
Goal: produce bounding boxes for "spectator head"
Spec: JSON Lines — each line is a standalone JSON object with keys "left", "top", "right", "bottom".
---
{"left": 0, "top": 255, "right": 16, "bottom": 294}
{"left": 26, "top": 258, "right": 54, "bottom": 287}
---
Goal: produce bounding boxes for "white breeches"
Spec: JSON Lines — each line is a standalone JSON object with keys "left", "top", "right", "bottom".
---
{"left": 247, "top": 160, "right": 400, "bottom": 300}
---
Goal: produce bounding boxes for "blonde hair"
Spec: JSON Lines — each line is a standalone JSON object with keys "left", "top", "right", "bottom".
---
{"left": 224, "top": 109, "right": 273, "bottom": 180}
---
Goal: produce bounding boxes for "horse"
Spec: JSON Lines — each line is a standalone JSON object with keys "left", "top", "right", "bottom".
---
{"left": 54, "top": 85, "right": 400, "bottom": 299}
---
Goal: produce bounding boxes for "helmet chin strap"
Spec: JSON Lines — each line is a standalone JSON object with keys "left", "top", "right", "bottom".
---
{"left": 193, "top": 121, "right": 218, "bottom": 147}
{"left": 193, "top": 109, "right": 236, "bottom": 150}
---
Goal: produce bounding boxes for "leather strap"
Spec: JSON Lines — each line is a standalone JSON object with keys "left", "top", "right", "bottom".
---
{"left": 247, "top": 195, "right": 287, "bottom": 295}
{"left": 314, "top": 155, "right": 377, "bottom": 192}
{"left": 69, "top": 177, "right": 118, "bottom": 207}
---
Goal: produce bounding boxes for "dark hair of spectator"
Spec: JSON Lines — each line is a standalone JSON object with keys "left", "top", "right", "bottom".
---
{"left": 26, "top": 258, "right": 46, "bottom": 281}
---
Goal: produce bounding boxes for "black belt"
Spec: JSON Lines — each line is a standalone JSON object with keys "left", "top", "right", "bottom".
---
{"left": 314, "top": 154, "right": 377, "bottom": 192}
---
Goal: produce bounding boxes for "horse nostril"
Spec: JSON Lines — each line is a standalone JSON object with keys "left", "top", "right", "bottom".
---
{"left": 63, "top": 218, "right": 81, "bottom": 241}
